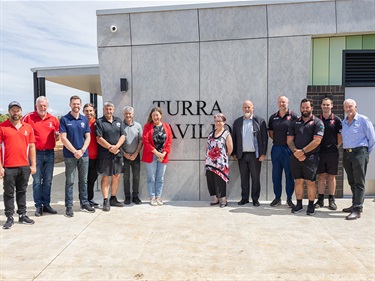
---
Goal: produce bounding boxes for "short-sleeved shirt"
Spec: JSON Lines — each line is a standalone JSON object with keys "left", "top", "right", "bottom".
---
{"left": 95, "top": 116, "right": 125, "bottom": 159}
{"left": 287, "top": 115, "right": 324, "bottom": 155}
{"left": 59, "top": 112, "right": 90, "bottom": 158}
{"left": 121, "top": 120, "right": 142, "bottom": 154}
{"left": 22, "top": 111, "right": 59, "bottom": 150}
{"left": 319, "top": 113, "right": 342, "bottom": 153}
{"left": 0, "top": 120, "right": 36, "bottom": 167}
{"left": 87, "top": 118, "right": 98, "bottom": 160}
{"left": 268, "top": 110, "right": 298, "bottom": 146}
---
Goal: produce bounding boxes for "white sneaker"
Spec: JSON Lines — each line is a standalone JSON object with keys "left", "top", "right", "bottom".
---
{"left": 150, "top": 198, "right": 157, "bottom": 206}
{"left": 156, "top": 198, "right": 164, "bottom": 206}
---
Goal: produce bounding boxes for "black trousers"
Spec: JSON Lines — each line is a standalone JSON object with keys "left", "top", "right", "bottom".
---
{"left": 87, "top": 159, "right": 98, "bottom": 201}
{"left": 123, "top": 155, "right": 141, "bottom": 198}
{"left": 206, "top": 170, "right": 226, "bottom": 198}
{"left": 3, "top": 166, "right": 31, "bottom": 217}
{"left": 238, "top": 152, "right": 261, "bottom": 201}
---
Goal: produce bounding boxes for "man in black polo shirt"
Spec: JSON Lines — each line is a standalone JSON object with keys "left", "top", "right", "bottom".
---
{"left": 268, "top": 95, "right": 298, "bottom": 208}
{"left": 314, "top": 97, "right": 342, "bottom": 210}
{"left": 95, "top": 102, "right": 126, "bottom": 211}
{"left": 287, "top": 98, "right": 324, "bottom": 216}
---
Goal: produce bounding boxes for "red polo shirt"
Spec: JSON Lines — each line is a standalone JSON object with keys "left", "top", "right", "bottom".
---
{"left": 87, "top": 118, "right": 98, "bottom": 159}
{"left": 0, "top": 120, "right": 36, "bottom": 167}
{"left": 22, "top": 111, "right": 59, "bottom": 150}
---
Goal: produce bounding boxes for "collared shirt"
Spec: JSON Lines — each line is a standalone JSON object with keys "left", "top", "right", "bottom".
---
{"left": 121, "top": 120, "right": 142, "bottom": 154}
{"left": 95, "top": 116, "right": 125, "bottom": 159}
{"left": 22, "top": 111, "right": 59, "bottom": 150}
{"left": 0, "top": 119, "right": 36, "bottom": 167}
{"left": 268, "top": 109, "right": 298, "bottom": 146}
{"left": 319, "top": 113, "right": 342, "bottom": 153}
{"left": 242, "top": 116, "right": 255, "bottom": 152}
{"left": 342, "top": 113, "right": 375, "bottom": 153}
{"left": 59, "top": 112, "right": 90, "bottom": 158}
{"left": 287, "top": 115, "right": 324, "bottom": 155}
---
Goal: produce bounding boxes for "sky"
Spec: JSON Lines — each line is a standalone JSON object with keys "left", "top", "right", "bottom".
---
{"left": 0, "top": 0, "right": 252, "bottom": 116}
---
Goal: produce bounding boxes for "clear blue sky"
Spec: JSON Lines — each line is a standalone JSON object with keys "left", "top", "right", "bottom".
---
{"left": 1, "top": 0, "right": 247, "bottom": 116}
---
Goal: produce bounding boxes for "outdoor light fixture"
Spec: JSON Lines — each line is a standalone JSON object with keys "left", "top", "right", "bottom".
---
{"left": 120, "top": 78, "right": 128, "bottom": 92}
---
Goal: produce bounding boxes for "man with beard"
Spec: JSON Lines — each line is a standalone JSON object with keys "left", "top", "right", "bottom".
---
{"left": 60, "top": 96, "right": 95, "bottom": 217}
{"left": 341, "top": 99, "right": 375, "bottom": 220}
{"left": 314, "top": 97, "right": 342, "bottom": 210}
{"left": 22, "top": 96, "right": 60, "bottom": 216}
{"left": 287, "top": 98, "right": 324, "bottom": 216}
{"left": 268, "top": 96, "right": 298, "bottom": 208}
{"left": 232, "top": 100, "right": 268, "bottom": 207}
{"left": 1, "top": 101, "right": 36, "bottom": 229}
{"left": 95, "top": 101, "right": 126, "bottom": 211}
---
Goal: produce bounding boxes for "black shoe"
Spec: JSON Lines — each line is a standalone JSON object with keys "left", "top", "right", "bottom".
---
{"left": 65, "top": 207, "right": 74, "bottom": 218}
{"left": 306, "top": 205, "right": 315, "bottom": 216}
{"left": 124, "top": 197, "right": 131, "bottom": 205}
{"left": 253, "top": 200, "right": 260, "bottom": 207}
{"left": 238, "top": 199, "right": 249, "bottom": 205}
{"left": 80, "top": 204, "right": 95, "bottom": 213}
{"left": 35, "top": 207, "right": 43, "bottom": 217}
{"left": 103, "top": 199, "right": 110, "bottom": 212}
{"left": 210, "top": 201, "right": 220, "bottom": 206}
{"left": 132, "top": 197, "right": 142, "bottom": 205}
{"left": 292, "top": 205, "right": 303, "bottom": 214}
{"left": 270, "top": 198, "right": 281, "bottom": 207}
{"left": 346, "top": 209, "right": 361, "bottom": 220}
{"left": 287, "top": 199, "right": 295, "bottom": 208}
{"left": 3, "top": 217, "right": 14, "bottom": 229}
{"left": 43, "top": 205, "right": 57, "bottom": 214}
{"left": 314, "top": 197, "right": 324, "bottom": 209}
{"left": 89, "top": 200, "right": 100, "bottom": 208}
{"left": 110, "top": 197, "right": 124, "bottom": 207}
{"left": 328, "top": 199, "right": 337, "bottom": 210}
{"left": 342, "top": 206, "right": 363, "bottom": 213}
{"left": 19, "top": 215, "right": 35, "bottom": 225}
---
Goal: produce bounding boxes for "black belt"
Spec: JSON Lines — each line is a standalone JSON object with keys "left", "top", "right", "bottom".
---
{"left": 344, "top": 146, "right": 367, "bottom": 153}
{"left": 243, "top": 152, "right": 255, "bottom": 154}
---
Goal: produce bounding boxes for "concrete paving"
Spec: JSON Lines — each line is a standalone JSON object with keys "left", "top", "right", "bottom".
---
{"left": 0, "top": 163, "right": 374, "bottom": 281}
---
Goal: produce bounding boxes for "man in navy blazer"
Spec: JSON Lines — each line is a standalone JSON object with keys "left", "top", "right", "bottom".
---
{"left": 232, "top": 100, "right": 268, "bottom": 206}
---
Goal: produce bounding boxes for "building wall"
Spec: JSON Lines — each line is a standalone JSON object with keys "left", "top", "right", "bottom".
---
{"left": 96, "top": 0, "right": 375, "bottom": 201}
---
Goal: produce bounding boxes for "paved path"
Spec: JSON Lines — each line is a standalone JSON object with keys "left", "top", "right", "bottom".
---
{"left": 0, "top": 164, "right": 374, "bottom": 280}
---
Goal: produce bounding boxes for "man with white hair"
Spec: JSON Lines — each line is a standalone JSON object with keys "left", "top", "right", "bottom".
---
{"left": 121, "top": 106, "right": 143, "bottom": 205}
{"left": 22, "top": 96, "right": 60, "bottom": 217}
{"left": 341, "top": 99, "right": 375, "bottom": 220}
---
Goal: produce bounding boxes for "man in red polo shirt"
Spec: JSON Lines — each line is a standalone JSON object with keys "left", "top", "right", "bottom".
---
{"left": 22, "top": 96, "right": 60, "bottom": 216}
{"left": 0, "top": 101, "right": 36, "bottom": 230}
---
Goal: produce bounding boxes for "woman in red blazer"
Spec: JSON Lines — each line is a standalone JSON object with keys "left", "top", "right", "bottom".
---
{"left": 142, "top": 107, "right": 173, "bottom": 206}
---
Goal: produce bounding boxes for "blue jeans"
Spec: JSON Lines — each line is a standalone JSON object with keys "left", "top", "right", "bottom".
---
{"left": 271, "top": 145, "right": 294, "bottom": 200}
{"left": 145, "top": 155, "right": 167, "bottom": 198}
{"left": 64, "top": 156, "right": 89, "bottom": 207}
{"left": 33, "top": 150, "right": 55, "bottom": 208}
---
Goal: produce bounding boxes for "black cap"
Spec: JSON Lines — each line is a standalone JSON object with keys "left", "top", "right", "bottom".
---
{"left": 8, "top": 101, "right": 22, "bottom": 110}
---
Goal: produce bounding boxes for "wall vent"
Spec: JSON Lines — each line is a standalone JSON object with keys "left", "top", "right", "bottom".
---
{"left": 343, "top": 50, "right": 375, "bottom": 87}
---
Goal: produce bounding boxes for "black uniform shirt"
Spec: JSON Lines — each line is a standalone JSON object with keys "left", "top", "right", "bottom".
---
{"left": 287, "top": 115, "right": 324, "bottom": 155}
{"left": 268, "top": 110, "right": 298, "bottom": 145}
{"left": 319, "top": 113, "right": 342, "bottom": 153}
{"left": 95, "top": 116, "right": 126, "bottom": 159}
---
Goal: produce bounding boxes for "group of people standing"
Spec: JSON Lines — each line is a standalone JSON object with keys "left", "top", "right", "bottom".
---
{"left": 1, "top": 94, "right": 374, "bottom": 229}
{"left": 0, "top": 96, "right": 172, "bottom": 229}
{"left": 205, "top": 97, "right": 374, "bottom": 221}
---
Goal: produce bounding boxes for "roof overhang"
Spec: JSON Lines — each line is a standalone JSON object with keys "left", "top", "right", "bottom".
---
{"left": 30, "top": 65, "right": 101, "bottom": 95}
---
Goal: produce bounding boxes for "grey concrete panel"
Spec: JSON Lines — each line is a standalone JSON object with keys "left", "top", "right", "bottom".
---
{"left": 130, "top": 10, "right": 199, "bottom": 45}
{"left": 199, "top": 6, "right": 267, "bottom": 41}
{"left": 97, "top": 14, "right": 131, "bottom": 47}
{"left": 268, "top": 1, "right": 336, "bottom": 37}
{"left": 336, "top": 0, "right": 375, "bottom": 33}
{"left": 137, "top": 160, "right": 200, "bottom": 201}
{"left": 132, "top": 43, "right": 200, "bottom": 160}
{"left": 200, "top": 39, "right": 268, "bottom": 159}
{"left": 97, "top": 47, "right": 132, "bottom": 116}
{"left": 268, "top": 36, "right": 311, "bottom": 118}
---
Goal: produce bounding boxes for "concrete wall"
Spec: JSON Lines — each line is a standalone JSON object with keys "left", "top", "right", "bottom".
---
{"left": 96, "top": 0, "right": 375, "bottom": 201}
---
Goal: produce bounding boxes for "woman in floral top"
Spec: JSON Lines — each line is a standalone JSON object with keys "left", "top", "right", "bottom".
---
{"left": 205, "top": 113, "right": 233, "bottom": 208}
